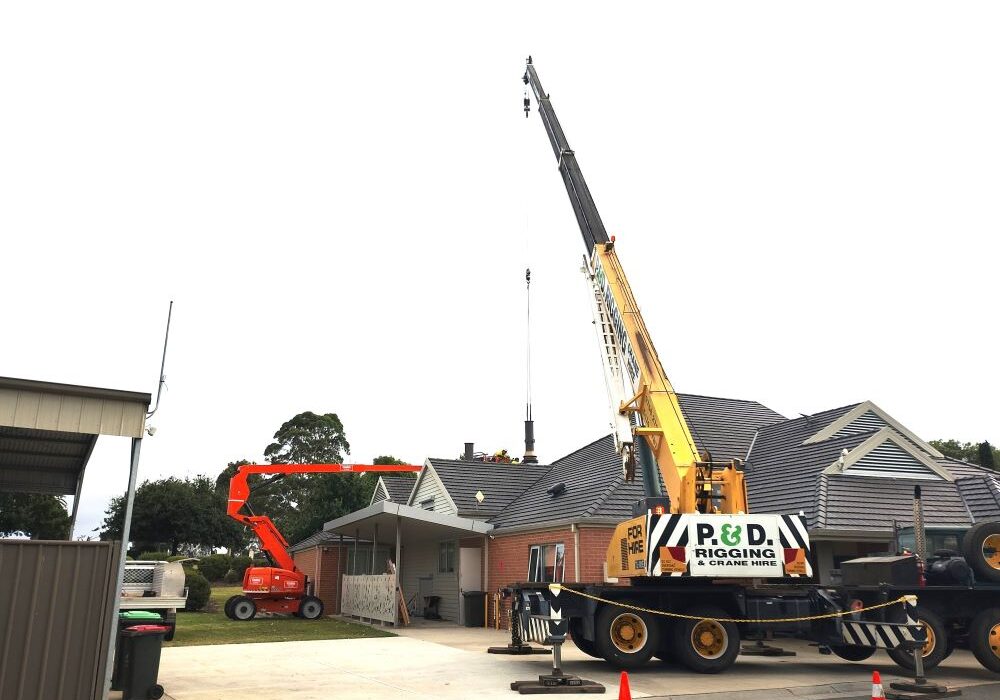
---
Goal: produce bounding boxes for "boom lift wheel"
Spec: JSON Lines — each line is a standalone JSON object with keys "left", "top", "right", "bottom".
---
{"left": 671, "top": 606, "right": 740, "bottom": 674}
{"left": 594, "top": 601, "right": 660, "bottom": 670}
{"left": 298, "top": 595, "right": 324, "bottom": 620}
{"left": 886, "top": 608, "right": 947, "bottom": 671}
{"left": 963, "top": 521, "right": 1000, "bottom": 583}
{"left": 223, "top": 595, "right": 241, "bottom": 620}
{"left": 968, "top": 608, "right": 1000, "bottom": 673}
{"left": 230, "top": 595, "right": 257, "bottom": 621}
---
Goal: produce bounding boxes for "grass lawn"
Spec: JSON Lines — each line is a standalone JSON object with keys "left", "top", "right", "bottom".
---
{"left": 165, "top": 585, "right": 395, "bottom": 647}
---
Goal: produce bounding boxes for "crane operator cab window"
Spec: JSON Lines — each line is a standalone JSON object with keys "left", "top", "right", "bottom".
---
{"left": 528, "top": 543, "right": 565, "bottom": 583}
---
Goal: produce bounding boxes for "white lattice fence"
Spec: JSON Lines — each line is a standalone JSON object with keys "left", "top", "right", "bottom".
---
{"left": 341, "top": 574, "right": 396, "bottom": 623}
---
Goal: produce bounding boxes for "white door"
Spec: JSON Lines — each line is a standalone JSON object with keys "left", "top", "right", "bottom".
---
{"left": 459, "top": 547, "right": 483, "bottom": 625}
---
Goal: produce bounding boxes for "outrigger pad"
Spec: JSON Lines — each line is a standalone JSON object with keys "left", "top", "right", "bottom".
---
{"left": 489, "top": 644, "right": 552, "bottom": 655}
{"left": 740, "top": 641, "right": 796, "bottom": 657}
{"left": 510, "top": 673, "right": 605, "bottom": 694}
{"left": 886, "top": 680, "right": 961, "bottom": 699}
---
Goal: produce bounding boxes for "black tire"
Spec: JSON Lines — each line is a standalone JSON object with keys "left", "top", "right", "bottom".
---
{"left": 963, "top": 521, "right": 1000, "bottom": 583}
{"left": 147, "top": 684, "right": 164, "bottom": 699}
{"left": 887, "top": 608, "right": 948, "bottom": 671}
{"left": 830, "top": 645, "right": 876, "bottom": 661}
{"left": 671, "top": 606, "right": 740, "bottom": 674}
{"left": 653, "top": 621, "right": 676, "bottom": 662}
{"left": 568, "top": 618, "right": 601, "bottom": 659}
{"left": 230, "top": 595, "right": 257, "bottom": 621}
{"left": 223, "top": 595, "right": 241, "bottom": 620}
{"left": 298, "top": 595, "right": 324, "bottom": 620}
{"left": 594, "top": 602, "right": 661, "bottom": 670}
{"left": 968, "top": 607, "right": 1000, "bottom": 673}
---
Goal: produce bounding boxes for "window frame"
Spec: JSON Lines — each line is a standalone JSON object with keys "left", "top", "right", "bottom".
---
{"left": 527, "top": 543, "right": 565, "bottom": 583}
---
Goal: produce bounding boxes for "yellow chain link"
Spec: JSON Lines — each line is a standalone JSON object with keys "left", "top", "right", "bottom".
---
{"left": 547, "top": 584, "right": 913, "bottom": 624}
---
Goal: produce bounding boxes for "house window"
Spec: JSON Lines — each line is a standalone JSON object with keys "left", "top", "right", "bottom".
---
{"left": 439, "top": 541, "right": 456, "bottom": 573}
{"left": 420, "top": 498, "right": 435, "bottom": 511}
{"left": 528, "top": 543, "right": 565, "bottom": 583}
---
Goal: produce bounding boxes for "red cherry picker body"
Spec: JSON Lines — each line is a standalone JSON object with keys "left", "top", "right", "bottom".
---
{"left": 223, "top": 462, "right": 421, "bottom": 621}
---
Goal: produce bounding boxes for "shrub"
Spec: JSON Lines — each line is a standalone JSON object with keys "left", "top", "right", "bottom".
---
{"left": 197, "top": 554, "right": 232, "bottom": 581}
{"left": 183, "top": 570, "right": 211, "bottom": 611}
{"left": 223, "top": 569, "right": 241, "bottom": 584}
{"left": 137, "top": 551, "right": 171, "bottom": 561}
{"left": 230, "top": 556, "right": 253, "bottom": 578}
{"left": 167, "top": 555, "right": 189, "bottom": 562}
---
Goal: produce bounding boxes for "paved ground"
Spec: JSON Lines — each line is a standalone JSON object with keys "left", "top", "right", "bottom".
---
{"left": 148, "top": 622, "right": 1000, "bottom": 699}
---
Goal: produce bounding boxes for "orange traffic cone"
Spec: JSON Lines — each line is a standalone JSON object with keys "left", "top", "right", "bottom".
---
{"left": 871, "top": 670, "right": 885, "bottom": 700}
{"left": 618, "top": 671, "right": 632, "bottom": 700}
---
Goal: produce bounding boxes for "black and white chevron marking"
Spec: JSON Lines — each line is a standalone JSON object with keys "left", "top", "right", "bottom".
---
{"left": 841, "top": 620, "right": 924, "bottom": 650}
{"left": 518, "top": 591, "right": 568, "bottom": 645}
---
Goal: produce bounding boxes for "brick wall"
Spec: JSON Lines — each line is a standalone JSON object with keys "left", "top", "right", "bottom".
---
{"left": 485, "top": 525, "right": 616, "bottom": 628}
{"left": 293, "top": 545, "right": 346, "bottom": 614}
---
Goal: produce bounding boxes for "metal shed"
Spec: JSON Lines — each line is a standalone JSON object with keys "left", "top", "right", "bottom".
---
{"left": 0, "top": 375, "right": 150, "bottom": 700}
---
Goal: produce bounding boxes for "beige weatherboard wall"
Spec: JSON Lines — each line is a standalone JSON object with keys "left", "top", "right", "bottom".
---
{"left": 0, "top": 376, "right": 150, "bottom": 700}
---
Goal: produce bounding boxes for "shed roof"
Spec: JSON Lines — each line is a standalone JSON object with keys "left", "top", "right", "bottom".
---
{"left": 0, "top": 377, "right": 150, "bottom": 496}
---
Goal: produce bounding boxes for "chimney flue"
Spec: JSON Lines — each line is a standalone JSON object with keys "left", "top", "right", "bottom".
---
{"left": 464, "top": 442, "right": 474, "bottom": 461}
{"left": 523, "top": 420, "right": 538, "bottom": 464}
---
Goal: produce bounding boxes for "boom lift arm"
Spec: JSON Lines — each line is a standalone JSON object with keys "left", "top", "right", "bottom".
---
{"left": 524, "top": 57, "right": 747, "bottom": 515}
{"left": 227, "top": 463, "right": 421, "bottom": 577}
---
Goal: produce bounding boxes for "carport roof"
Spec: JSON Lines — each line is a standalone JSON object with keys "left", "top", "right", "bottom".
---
{"left": 323, "top": 500, "right": 492, "bottom": 546}
{"left": 0, "top": 376, "right": 150, "bottom": 495}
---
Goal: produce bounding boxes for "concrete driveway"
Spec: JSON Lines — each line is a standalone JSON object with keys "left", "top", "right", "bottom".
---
{"left": 154, "top": 624, "right": 1000, "bottom": 700}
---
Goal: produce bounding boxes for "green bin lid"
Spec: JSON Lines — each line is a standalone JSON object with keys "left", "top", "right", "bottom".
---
{"left": 120, "top": 610, "right": 162, "bottom": 620}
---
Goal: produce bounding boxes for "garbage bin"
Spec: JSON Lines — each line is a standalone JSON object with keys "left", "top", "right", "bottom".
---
{"left": 118, "top": 624, "right": 169, "bottom": 700}
{"left": 463, "top": 591, "right": 486, "bottom": 627}
{"left": 113, "top": 612, "right": 163, "bottom": 691}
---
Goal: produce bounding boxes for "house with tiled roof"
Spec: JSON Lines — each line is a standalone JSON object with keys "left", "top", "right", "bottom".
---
{"left": 291, "top": 394, "right": 1000, "bottom": 622}
{"left": 370, "top": 473, "right": 417, "bottom": 505}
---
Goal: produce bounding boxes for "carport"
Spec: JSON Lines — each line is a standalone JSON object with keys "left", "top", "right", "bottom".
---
{"left": 324, "top": 500, "right": 492, "bottom": 626}
{"left": 0, "top": 376, "right": 150, "bottom": 700}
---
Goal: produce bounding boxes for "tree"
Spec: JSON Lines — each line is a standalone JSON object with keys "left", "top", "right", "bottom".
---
{"left": 264, "top": 411, "right": 350, "bottom": 465}
{"left": 979, "top": 441, "right": 998, "bottom": 471}
{"left": 0, "top": 493, "right": 71, "bottom": 539}
{"left": 100, "top": 476, "right": 243, "bottom": 555}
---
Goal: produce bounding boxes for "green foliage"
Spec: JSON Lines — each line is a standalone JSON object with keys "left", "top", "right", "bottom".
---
{"left": 167, "top": 555, "right": 189, "bottom": 562}
{"left": 101, "top": 475, "right": 244, "bottom": 555}
{"left": 197, "top": 554, "right": 232, "bottom": 581}
{"left": 183, "top": 570, "right": 211, "bottom": 611}
{"left": 979, "top": 442, "right": 997, "bottom": 471}
{"left": 223, "top": 569, "right": 241, "bottom": 584}
{"left": 372, "top": 455, "right": 406, "bottom": 466}
{"left": 137, "top": 551, "right": 172, "bottom": 561}
{"left": 0, "top": 493, "right": 71, "bottom": 539}
{"left": 264, "top": 411, "right": 351, "bottom": 464}
{"left": 230, "top": 555, "right": 254, "bottom": 578}
{"left": 931, "top": 439, "right": 1000, "bottom": 470}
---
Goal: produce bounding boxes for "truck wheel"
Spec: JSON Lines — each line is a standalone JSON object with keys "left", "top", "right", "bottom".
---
{"left": 968, "top": 608, "right": 1000, "bottom": 673}
{"left": 230, "top": 596, "right": 257, "bottom": 621}
{"left": 569, "top": 618, "right": 601, "bottom": 659}
{"left": 298, "top": 595, "right": 324, "bottom": 620}
{"left": 672, "top": 606, "right": 740, "bottom": 674}
{"left": 223, "top": 595, "right": 241, "bottom": 620}
{"left": 887, "top": 608, "right": 947, "bottom": 671}
{"left": 653, "top": 621, "right": 676, "bottom": 662}
{"left": 963, "top": 521, "right": 1000, "bottom": 583}
{"left": 594, "top": 602, "right": 661, "bottom": 670}
{"left": 830, "top": 645, "right": 876, "bottom": 661}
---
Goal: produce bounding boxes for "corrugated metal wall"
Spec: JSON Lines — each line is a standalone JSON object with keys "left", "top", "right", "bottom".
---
{"left": 0, "top": 540, "right": 119, "bottom": 700}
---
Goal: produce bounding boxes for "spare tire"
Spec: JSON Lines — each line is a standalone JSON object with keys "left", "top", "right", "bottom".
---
{"left": 963, "top": 521, "right": 1000, "bottom": 583}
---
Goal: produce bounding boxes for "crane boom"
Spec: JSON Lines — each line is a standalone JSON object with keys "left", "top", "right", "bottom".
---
{"left": 524, "top": 58, "right": 748, "bottom": 516}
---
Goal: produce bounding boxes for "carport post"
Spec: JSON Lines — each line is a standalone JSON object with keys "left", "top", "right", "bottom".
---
{"left": 354, "top": 528, "right": 359, "bottom": 574}
{"left": 372, "top": 523, "right": 378, "bottom": 574}
{"left": 394, "top": 515, "right": 401, "bottom": 626}
{"left": 68, "top": 436, "right": 97, "bottom": 538}
{"left": 100, "top": 436, "right": 143, "bottom": 699}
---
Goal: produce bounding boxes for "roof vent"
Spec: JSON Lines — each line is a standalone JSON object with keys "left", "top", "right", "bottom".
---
{"left": 547, "top": 482, "right": 566, "bottom": 497}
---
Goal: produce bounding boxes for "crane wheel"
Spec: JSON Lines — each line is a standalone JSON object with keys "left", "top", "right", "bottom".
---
{"left": 594, "top": 602, "right": 660, "bottom": 670}
{"left": 963, "top": 521, "right": 1000, "bottom": 583}
{"left": 298, "top": 595, "right": 324, "bottom": 620}
{"left": 223, "top": 595, "right": 241, "bottom": 620}
{"left": 887, "top": 608, "right": 947, "bottom": 671}
{"left": 230, "top": 595, "right": 257, "bottom": 621}
{"left": 968, "top": 608, "right": 1000, "bottom": 673}
{"left": 829, "top": 645, "right": 876, "bottom": 662}
{"left": 671, "top": 606, "right": 740, "bottom": 674}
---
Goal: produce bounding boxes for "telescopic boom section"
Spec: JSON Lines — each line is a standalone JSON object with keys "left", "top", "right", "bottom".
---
{"left": 227, "top": 463, "right": 421, "bottom": 572}
{"left": 524, "top": 58, "right": 748, "bottom": 514}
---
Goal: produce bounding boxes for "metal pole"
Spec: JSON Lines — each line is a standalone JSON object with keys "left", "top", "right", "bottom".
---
{"left": 354, "top": 528, "right": 359, "bottom": 575}
{"left": 394, "top": 515, "right": 402, "bottom": 627}
{"left": 372, "top": 523, "right": 378, "bottom": 574}
{"left": 100, "top": 437, "right": 143, "bottom": 699}
{"left": 338, "top": 533, "right": 344, "bottom": 613}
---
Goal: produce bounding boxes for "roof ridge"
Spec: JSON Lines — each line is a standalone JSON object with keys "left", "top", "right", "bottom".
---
{"left": 550, "top": 434, "right": 614, "bottom": 466}
{"left": 488, "top": 465, "right": 554, "bottom": 523}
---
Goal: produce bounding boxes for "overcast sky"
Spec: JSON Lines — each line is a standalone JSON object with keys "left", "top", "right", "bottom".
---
{"left": 1, "top": 3, "right": 997, "bottom": 539}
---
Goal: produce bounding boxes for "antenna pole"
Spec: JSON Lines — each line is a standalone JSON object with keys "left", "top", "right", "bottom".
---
{"left": 147, "top": 300, "right": 173, "bottom": 418}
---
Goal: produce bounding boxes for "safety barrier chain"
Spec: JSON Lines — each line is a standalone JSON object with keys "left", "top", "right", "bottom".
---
{"left": 547, "top": 584, "right": 916, "bottom": 624}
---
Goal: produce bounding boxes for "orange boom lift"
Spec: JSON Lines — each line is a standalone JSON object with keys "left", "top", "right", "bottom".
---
{"left": 223, "top": 462, "right": 421, "bottom": 621}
